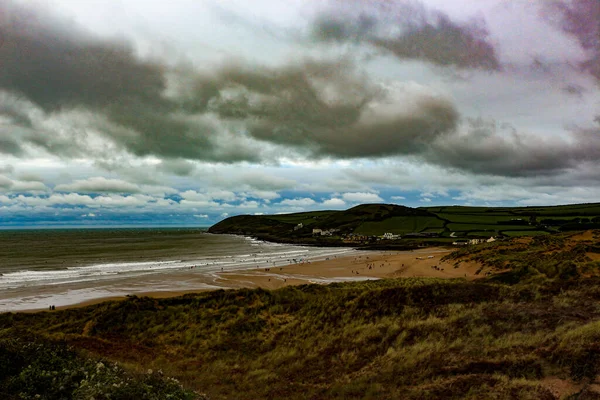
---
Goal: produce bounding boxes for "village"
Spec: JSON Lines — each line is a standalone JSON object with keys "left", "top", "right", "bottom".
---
{"left": 294, "top": 223, "right": 500, "bottom": 246}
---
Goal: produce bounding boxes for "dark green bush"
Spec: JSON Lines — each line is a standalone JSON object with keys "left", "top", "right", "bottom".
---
{"left": 0, "top": 338, "right": 203, "bottom": 400}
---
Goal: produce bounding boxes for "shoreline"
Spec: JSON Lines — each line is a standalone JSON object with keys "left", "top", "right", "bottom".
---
{"left": 13, "top": 246, "right": 487, "bottom": 313}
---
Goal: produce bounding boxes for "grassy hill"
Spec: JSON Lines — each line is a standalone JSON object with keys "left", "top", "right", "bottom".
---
{"left": 208, "top": 202, "right": 600, "bottom": 245}
{"left": 208, "top": 204, "right": 443, "bottom": 245}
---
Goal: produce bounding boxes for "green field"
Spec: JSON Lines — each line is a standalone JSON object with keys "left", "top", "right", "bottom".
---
{"left": 354, "top": 216, "right": 445, "bottom": 235}
{"left": 446, "top": 223, "right": 536, "bottom": 232}
{"left": 436, "top": 213, "right": 519, "bottom": 224}
{"left": 502, "top": 230, "right": 551, "bottom": 237}
{"left": 210, "top": 202, "right": 600, "bottom": 243}
{"left": 466, "top": 231, "right": 496, "bottom": 237}
{"left": 268, "top": 211, "right": 336, "bottom": 226}
{"left": 510, "top": 204, "right": 600, "bottom": 216}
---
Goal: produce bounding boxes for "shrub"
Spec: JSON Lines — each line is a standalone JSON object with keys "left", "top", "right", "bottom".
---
{"left": 0, "top": 338, "right": 203, "bottom": 400}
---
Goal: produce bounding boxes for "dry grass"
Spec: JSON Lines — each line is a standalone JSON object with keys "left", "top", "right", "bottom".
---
{"left": 2, "top": 231, "right": 600, "bottom": 399}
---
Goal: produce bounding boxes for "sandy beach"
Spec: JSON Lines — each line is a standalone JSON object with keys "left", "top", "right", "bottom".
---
{"left": 34, "top": 247, "right": 487, "bottom": 312}
{"left": 215, "top": 247, "right": 482, "bottom": 290}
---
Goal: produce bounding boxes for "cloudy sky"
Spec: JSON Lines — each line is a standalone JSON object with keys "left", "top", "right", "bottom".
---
{"left": 0, "top": 0, "right": 599, "bottom": 227}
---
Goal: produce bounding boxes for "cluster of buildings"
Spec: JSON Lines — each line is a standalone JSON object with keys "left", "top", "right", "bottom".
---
{"left": 452, "top": 237, "right": 498, "bottom": 246}
{"left": 312, "top": 228, "right": 340, "bottom": 236}
{"left": 295, "top": 222, "right": 502, "bottom": 246}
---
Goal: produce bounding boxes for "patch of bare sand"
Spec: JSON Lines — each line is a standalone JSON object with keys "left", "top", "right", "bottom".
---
{"left": 587, "top": 253, "right": 600, "bottom": 261}
{"left": 541, "top": 377, "right": 583, "bottom": 399}
{"left": 570, "top": 230, "right": 597, "bottom": 242}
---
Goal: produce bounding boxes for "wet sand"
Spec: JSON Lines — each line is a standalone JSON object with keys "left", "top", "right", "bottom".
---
{"left": 25, "top": 247, "right": 486, "bottom": 312}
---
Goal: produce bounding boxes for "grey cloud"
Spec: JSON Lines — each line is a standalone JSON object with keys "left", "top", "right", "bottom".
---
{"left": 188, "top": 59, "right": 459, "bottom": 158}
{"left": 545, "top": 0, "right": 600, "bottom": 81}
{"left": 0, "top": 132, "right": 24, "bottom": 155}
{"left": 0, "top": 0, "right": 461, "bottom": 163}
{"left": 427, "top": 119, "right": 565, "bottom": 176}
{"left": 157, "top": 159, "right": 196, "bottom": 177}
{"left": 3, "top": 0, "right": 596, "bottom": 183}
{"left": 0, "top": 0, "right": 166, "bottom": 113}
{"left": 562, "top": 84, "right": 585, "bottom": 97}
{"left": 248, "top": 92, "right": 458, "bottom": 158}
{"left": 0, "top": 174, "right": 12, "bottom": 189}
{"left": 312, "top": 1, "right": 500, "bottom": 71}
{"left": 0, "top": 0, "right": 257, "bottom": 164}
{"left": 425, "top": 117, "right": 600, "bottom": 177}
{"left": 0, "top": 174, "right": 48, "bottom": 192}
{"left": 237, "top": 172, "right": 296, "bottom": 191}
{"left": 54, "top": 177, "right": 141, "bottom": 194}
{"left": 17, "top": 173, "right": 43, "bottom": 182}
{"left": 0, "top": 164, "right": 13, "bottom": 174}
{"left": 0, "top": 94, "right": 33, "bottom": 128}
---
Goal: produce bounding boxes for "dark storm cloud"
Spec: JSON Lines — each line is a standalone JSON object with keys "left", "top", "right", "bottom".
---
{"left": 3, "top": 0, "right": 597, "bottom": 181}
{"left": 0, "top": 1, "right": 166, "bottom": 112}
{"left": 544, "top": 0, "right": 600, "bottom": 82}
{"left": 182, "top": 59, "right": 459, "bottom": 158}
{"left": 312, "top": 0, "right": 500, "bottom": 71}
{"left": 427, "top": 118, "right": 567, "bottom": 176}
{"left": 247, "top": 94, "right": 458, "bottom": 158}
{"left": 0, "top": 0, "right": 257, "bottom": 163}
{"left": 1, "top": 0, "right": 457, "bottom": 163}
{"left": 424, "top": 117, "right": 600, "bottom": 177}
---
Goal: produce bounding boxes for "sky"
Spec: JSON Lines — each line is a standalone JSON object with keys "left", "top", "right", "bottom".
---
{"left": 0, "top": 0, "right": 599, "bottom": 227}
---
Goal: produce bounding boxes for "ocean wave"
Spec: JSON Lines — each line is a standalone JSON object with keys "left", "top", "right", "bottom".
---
{"left": 0, "top": 239, "right": 357, "bottom": 291}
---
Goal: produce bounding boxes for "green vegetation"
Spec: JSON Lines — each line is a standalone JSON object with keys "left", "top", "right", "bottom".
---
{"left": 2, "top": 231, "right": 600, "bottom": 398}
{"left": 354, "top": 216, "right": 444, "bottom": 235}
{"left": 503, "top": 230, "right": 551, "bottom": 237}
{"left": 0, "top": 337, "right": 202, "bottom": 399}
{"left": 2, "top": 277, "right": 600, "bottom": 399}
{"left": 442, "top": 232, "right": 599, "bottom": 283}
{"left": 208, "top": 202, "right": 600, "bottom": 246}
{"left": 446, "top": 223, "right": 536, "bottom": 232}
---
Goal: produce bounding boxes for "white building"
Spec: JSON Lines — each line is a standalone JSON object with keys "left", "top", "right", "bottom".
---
{"left": 469, "top": 238, "right": 486, "bottom": 245}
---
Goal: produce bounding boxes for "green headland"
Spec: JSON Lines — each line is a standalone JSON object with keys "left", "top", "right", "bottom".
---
{"left": 208, "top": 202, "right": 600, "bottom": 247}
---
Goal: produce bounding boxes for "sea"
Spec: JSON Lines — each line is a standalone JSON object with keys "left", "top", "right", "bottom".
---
{"left": 0, "top": 228, "right": 360, "bottom": 312}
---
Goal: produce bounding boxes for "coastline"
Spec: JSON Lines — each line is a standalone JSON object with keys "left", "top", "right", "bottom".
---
{"left": 15, "top": 246, "right": 486, "bottom": 313}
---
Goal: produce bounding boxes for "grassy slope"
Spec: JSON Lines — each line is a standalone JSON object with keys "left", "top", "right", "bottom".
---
{"left": 3, "top": 231, "right": 600, "bottom": 399}
{"left": 208, "top": 202, "right": 600, "bottom": 243}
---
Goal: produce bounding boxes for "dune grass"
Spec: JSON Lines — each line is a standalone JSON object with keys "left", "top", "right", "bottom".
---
{"left": 2, "top": 231, "right": 600, "bottom": 399}
{"left": 2, "top": 274, "right": 600, "bottom": 399}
